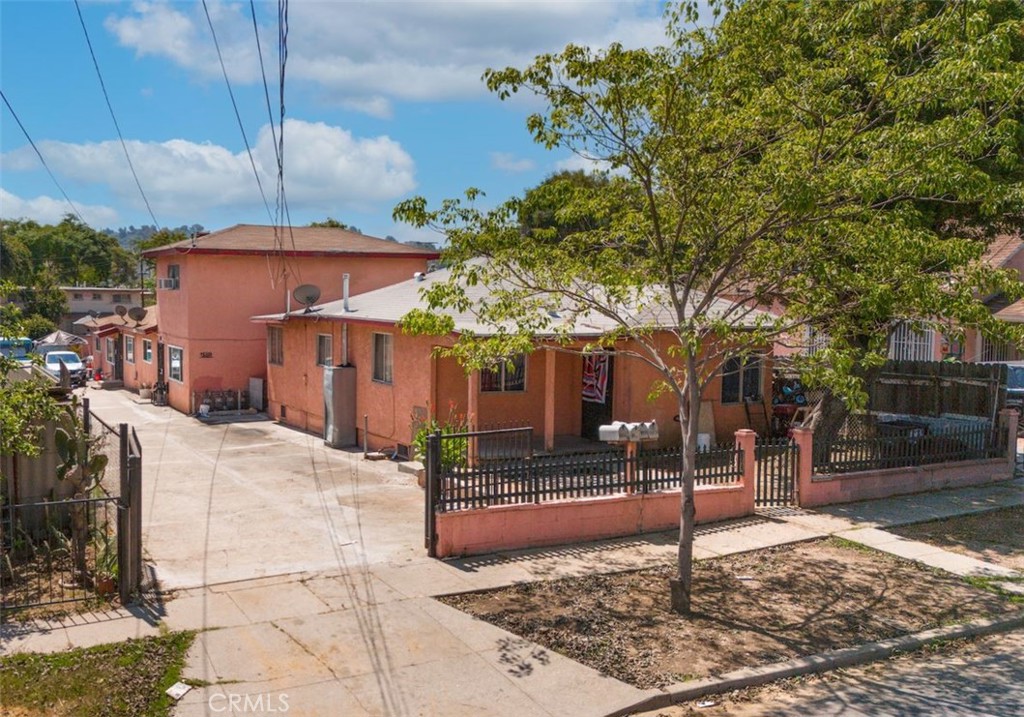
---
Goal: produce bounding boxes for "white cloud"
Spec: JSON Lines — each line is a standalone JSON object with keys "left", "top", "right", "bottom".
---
{"left": 491, "top": 152, "right": 535, "bottom": 173}
{"left": 1, "top": 119, "right": 416, "bottom": 218}
{"left": 104, "top": 1, "right": 667, "bottom": 116}
{"left": 0, "top": 188, "right": 119, "bottom": 227}
{"left": 554, "top": 154, "right": 614, "bottom": 174}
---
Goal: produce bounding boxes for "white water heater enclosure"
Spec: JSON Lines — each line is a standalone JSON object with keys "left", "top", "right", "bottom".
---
{"left": 324, "top": 365, "right": 357, "bottom": 448}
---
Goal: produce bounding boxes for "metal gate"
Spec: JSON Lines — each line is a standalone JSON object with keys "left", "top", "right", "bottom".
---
{"left": 424, "top": 426, "right": 534, "bottom": 557}
{"left": 755, "top": 437, "right": 798, "bottom": 507}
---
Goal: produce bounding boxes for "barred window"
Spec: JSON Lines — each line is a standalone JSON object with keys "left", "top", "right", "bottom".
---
{"left": 268, "top": 327, "right": 284, "bottom": 366}
{"left": 481, "top": 354, "right": 527, "bottom": 392}
{"left": 888, "top": 322, "right": 934, "bottom": 361}
{"left": 981, "top": 336, "right": 1015, "bottom": 362}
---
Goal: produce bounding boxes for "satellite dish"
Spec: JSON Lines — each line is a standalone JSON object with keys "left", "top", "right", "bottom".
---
{"left": 292, "top": 284, "right": 322, "bottom": 313}
{"left": 115, "top": 305, "right": 128, "bottom": 318}
{"left": 128, "top": 306, "right": 148, "bottom": 323}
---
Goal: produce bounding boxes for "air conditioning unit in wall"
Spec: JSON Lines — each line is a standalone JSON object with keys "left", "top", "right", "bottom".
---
{"left": 157, "top": 278, "right": 179, "bottom": 290}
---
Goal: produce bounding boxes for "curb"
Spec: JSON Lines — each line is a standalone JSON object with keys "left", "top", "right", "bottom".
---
{"left": 602, "top": 611, "right": 1024, "bottom": 717}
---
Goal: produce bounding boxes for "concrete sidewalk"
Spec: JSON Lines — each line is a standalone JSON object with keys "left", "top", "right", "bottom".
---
{"left": 3, "top": 476, "right": 1022, "bottom": 716}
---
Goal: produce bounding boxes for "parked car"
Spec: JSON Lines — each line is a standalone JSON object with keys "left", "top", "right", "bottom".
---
{"left": 43, "top": 351, "right": 87, "bottom": 387}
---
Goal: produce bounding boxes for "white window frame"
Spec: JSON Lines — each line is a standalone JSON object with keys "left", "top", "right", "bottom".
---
{"left": 480, "top": 354, "right": 527, "bottom": 393}
{"left": 373, "top": 333, "right": 393, "bottom": 384}
{"left": 125, "top": 336, "right": 135, "bottom": 364}
{"left": 721, "top": 354, "right": 763, "bottom": 404}
{"left": 105, "top": 337, "right": 114, "bottom": 361}
{"left": 168, "top": 345, "right": 184, "bottom": 382}
{"left": 142, "top": 339, "right": 153, "bottom": 363}
{"left": 268, "top": 326, "right": 284, "bottom": 366}
{"left": 888, "top": 322, "right": 934, "bottom": 361}
{"left": 316, "top": 334, "right": 333, "bottom": 367}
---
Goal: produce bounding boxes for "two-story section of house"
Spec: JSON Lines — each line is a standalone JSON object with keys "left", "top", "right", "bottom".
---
{"left": 63, "top": 286, "right": 149, "bottom": 335}
{"left": 142, "top": 224, "right": 439, "bottom": 414}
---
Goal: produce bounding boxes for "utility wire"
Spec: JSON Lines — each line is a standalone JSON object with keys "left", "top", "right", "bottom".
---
{"left": 248, "top": 0, "right": 298, "bottom": 285}
{"left": 276, "top": 0, "right": 299, "bottom": 256}
{"left": 0, "top": 90, "right": 88, "bottom": 226}
{"left": 202, "top": 0, "right": 276, "bottom": 226}
{"left": 73, "top": 0, "right": 160, "bottom": 230}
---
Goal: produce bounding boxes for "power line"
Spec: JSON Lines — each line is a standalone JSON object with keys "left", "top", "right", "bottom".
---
{"left": 276, "top": 0, "right": 299, "bottom": 256}
{"left": 0, "top": 89, "right": 88, "bottom": 226}
{"left": 202, "top": 0, "right": 276, "bottom": 227}
{"left": 73, "top": 0, "right": 160, "bottom": 230}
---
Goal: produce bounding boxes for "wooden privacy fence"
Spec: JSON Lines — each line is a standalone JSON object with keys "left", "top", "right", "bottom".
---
{"left": 868, "top": 360, "right": 1006, "bottom": 421}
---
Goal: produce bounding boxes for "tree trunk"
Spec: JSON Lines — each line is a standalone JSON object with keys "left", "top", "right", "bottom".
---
{"left": 671, "top": 370, "right": 701, "bottom": 614}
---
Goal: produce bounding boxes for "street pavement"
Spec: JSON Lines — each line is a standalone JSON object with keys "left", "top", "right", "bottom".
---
{"left": 1, "top": 388, "right": 1023, "bottom": 716}
{"left": 650, "top": 631, "right": 1024, "bottom": 717}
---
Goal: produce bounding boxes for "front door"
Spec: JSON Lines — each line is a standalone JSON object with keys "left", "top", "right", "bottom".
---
{"left": 113, "top": 336, "right": 124, "bottom": 380}
{"left": 581, "top": 354, "right": 614, "bottom": 440}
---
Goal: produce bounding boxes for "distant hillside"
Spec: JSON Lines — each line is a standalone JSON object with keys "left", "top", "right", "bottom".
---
{"left": 103, "top": 224, "right": 205, "bottom": 249}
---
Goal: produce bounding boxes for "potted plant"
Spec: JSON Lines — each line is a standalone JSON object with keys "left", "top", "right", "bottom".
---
{"left": 91, "top": 525, "right": 118, "bottom": 597}
{"left": 139, "top": 382, "right": 153, "bottom": 400}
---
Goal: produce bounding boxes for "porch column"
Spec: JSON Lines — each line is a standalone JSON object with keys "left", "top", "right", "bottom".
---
{"left": 544, "top": 349, "right": 556, "bottom": 452}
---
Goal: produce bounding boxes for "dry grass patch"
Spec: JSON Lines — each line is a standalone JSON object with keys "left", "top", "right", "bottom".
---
{"left": 890, "top": 506, "right": 1024, "bottom": 572}
{"left": 439, "top": 538, "right": 1014, "bottom": 688}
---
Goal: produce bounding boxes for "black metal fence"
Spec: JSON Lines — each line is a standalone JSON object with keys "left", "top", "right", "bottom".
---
{"left": 427, "top": 428, "right": 744, "bottom": 514}
{"left": 1, "top": 399, "right": 142, "bottom": 617}
{"left": 813, "top": 421, "right": 1004, "bottom": 475}
{"left": 1, "top": 496, "right": 120, "bottom": 611}
{"left": 755, "top": 438, "right": 798, "bottom": 507}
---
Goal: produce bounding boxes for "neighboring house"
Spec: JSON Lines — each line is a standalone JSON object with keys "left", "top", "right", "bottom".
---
{"left": 252, "top": 268, "right": 772, "bottom": 454}
{"left": 62, "top": 286, "right": 150, "bottom": 336}
{"left": 141, "top": 224, "right": 439, "bottom": 414}
{"left": 780, "top": 234, "right": 1024, "bottom": 363}
{"left": 82, "top": 307, "right": 160, "bottom": 390}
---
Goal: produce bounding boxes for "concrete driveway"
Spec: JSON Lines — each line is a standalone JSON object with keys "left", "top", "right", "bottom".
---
{"left": 84, "top": 389, "right": 426, "bottom": 590}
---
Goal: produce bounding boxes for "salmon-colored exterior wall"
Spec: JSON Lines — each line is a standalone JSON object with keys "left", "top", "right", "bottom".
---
{"left": 265, "top": 317, "right": 774, "bottom": 450}
{"left": 153, "top": 252, "right": 431, "bottom": 413}
{"left": 120, "top": 329, "right": 159, "bottom": 391}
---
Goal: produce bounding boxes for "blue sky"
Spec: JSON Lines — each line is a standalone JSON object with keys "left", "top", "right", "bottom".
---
{"left": 1, "top": 0, "right": 667, "bottom": 242}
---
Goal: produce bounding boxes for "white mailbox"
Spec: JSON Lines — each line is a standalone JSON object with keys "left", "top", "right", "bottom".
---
{"left": 598, "top": 420, "right": 659, "bottom": 444}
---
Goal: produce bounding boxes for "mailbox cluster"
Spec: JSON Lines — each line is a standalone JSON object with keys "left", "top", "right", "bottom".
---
{"left": 598, "top": 420, "right": 659, "bottom": 443}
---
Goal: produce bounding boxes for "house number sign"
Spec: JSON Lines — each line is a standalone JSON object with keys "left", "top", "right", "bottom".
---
{"left": 200, "top": 351, "right": 214, "bottom": 358}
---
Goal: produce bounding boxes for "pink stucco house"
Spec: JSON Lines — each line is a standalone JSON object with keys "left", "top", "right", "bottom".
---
{"left": 252, "top": 267, "right": 773, "bottom": 454}
{"left": 139, "top": 224, "right": 438, "bottom": 414}
{"left": 83, "top": 306, "right": 160, "bottom": 391}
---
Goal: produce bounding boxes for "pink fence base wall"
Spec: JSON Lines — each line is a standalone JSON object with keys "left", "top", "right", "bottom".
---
{"left": 793, "top": 409, "right": 1018, "bottom": 509}
{"left": 796, "top": 458, "right": 1013, "bottom": 509}
{"left": 435, "top": 483, "right": 750, "bottom": 559}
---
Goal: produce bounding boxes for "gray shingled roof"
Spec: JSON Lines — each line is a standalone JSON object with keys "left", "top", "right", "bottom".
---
{"left": 252, "top": 265, "right": 764, "bottom": 336}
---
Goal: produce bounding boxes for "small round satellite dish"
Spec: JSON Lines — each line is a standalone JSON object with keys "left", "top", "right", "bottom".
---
{"left": 115, "top": 305, "right": 128, "bottom": 317}
{"left": 292, "top": 284, "right": 321, "bottom": 307}
{"left": 128, "top": 306, "right": 148, "bottom": 323}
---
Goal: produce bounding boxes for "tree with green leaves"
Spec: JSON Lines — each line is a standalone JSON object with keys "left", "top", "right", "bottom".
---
{"left": 309, "top": 218, "right": 362, "bottom": 233}
{"left": 0, "top": 282, "right": 61, "bottom": 465}
{"left": 396, "top": 0, "right": 1024, "bottom": 613}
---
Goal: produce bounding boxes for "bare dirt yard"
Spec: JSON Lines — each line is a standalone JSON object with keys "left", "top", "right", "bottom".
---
{"left": 891, "top": 505, "right": 1024, "bottom": 572}
{"left": 439, "top": 538, "right": 1014, "bottom": 689}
